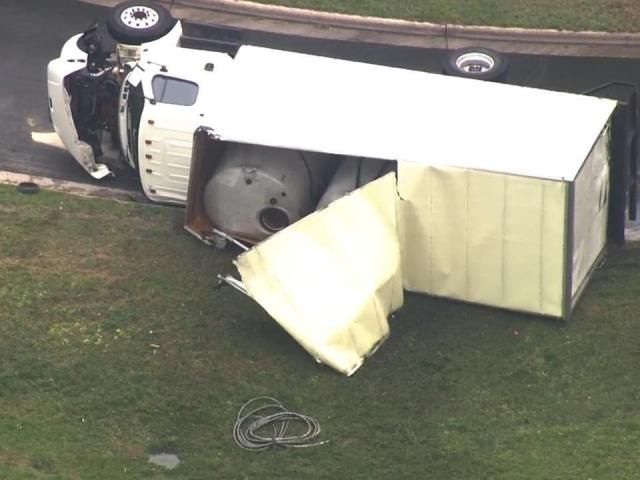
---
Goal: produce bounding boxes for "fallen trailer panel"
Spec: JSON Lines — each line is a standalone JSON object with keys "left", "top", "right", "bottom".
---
{"left": 235, "top": 173, "right": 403, "bottom": 376}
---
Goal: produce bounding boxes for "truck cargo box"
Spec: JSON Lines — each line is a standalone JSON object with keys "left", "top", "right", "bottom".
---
{"left": 185, "top": 46, "right": 617, "bottom": 374}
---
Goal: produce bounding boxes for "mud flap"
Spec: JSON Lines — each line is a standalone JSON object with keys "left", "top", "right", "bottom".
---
{"left": 233, "top": 173, "right": 403, "bottom": 376}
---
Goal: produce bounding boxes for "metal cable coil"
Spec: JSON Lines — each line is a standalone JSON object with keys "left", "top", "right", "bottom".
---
{"left": 233, "top": 397, "right": 327, "bottom": 451}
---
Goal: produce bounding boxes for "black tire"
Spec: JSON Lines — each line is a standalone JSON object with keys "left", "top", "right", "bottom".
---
{"left": 16, "top": 182, "right": 40, "bottom": 195}
{"left": 106, "top": 1, "right": 176, "bottom": 45}
{"left": 442, "top": 47, "right": 509, "bottom": 82}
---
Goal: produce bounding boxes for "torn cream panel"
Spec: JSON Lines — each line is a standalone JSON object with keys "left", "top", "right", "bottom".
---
{"left": 398, "top": 164, "right": 567, "bottom": 317}
{"left": 234, "top": 174, "right": 403, "bottom": 375}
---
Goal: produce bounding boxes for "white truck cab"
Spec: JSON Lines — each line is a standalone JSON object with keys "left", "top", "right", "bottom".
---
{"left": 119, "top": 39, "right": 233, "bottom": 202}
{"left": 47, "top": 8, "right": 232, "bottom": 203}
{"left": 47, "top": 1, "right": 510, "bottom": 206}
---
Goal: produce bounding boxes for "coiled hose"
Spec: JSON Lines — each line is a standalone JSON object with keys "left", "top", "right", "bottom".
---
{"left": 233, "top": 397, "right": 327, "bottom": 451}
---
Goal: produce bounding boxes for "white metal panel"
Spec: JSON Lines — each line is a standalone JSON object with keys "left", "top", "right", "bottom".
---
{"left": 397, "top": 164, "right": 567, "bottom": 317}
{"left": 210, "top": 46, "right": 616, "bottom": 181}
{"left": 140, "top": 45, "right": 233, "bottom": 96}
{"left": 136, "top": 48, "right": 234, "bottom": 203}
{"left": 235, "top": 174, "right": 403, "bottom": 375}
{"left": 138, "top": 102, "right": 195, "bottom": 203}
{"left": 571, "top": 126, "right": 610, "bottom": 299}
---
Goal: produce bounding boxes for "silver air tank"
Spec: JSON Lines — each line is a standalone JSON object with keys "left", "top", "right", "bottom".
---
{"left": 203, "top": 143, "right": 337, "bottom": 242}
{"left": 316, "top": 157, "right": 391, "bottom": 210}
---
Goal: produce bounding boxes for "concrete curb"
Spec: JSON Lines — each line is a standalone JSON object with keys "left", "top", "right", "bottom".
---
{"left": 0, "top": 171, "right": 145, "bottom": 203}
{"left": 80, "top": 0, "right": 640, "bottom": 58}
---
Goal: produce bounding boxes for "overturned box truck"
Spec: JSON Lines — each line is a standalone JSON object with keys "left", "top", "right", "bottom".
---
{"left": 49, "top": 2, "right": 622, "bottom": 374}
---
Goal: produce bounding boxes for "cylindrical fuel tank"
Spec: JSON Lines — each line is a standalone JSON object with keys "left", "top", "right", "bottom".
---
{"left": 204, "top": 143, "right": 337, "bottom": 242}
{"left": 316, "top": 156, "right": 391, "bottom": 210}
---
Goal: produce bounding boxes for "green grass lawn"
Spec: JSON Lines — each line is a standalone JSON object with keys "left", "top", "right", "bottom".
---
{"left": 2, "top": 184, "right": 640, "bottom": 478}
{"left": 251, "top": 0, "right": 640, "bottom": 33}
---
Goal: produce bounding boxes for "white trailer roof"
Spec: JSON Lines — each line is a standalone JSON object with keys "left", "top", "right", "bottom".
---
{"left": 210, "top": 46, "right": 617, "bottom": 181}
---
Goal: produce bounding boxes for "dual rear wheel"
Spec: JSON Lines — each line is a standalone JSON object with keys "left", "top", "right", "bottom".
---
{"left": 106, "top": 0, "right": 176, "bottom": 45}
{"left": 443, "top": 47, "right": 509, "bottom": 82}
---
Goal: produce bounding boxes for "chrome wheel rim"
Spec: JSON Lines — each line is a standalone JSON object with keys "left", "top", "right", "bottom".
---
{"left": 120, "top": 6, "right": 160, "bottom": 29}
{"left": 455, "top": 52, "right": 495, "bottom": 73}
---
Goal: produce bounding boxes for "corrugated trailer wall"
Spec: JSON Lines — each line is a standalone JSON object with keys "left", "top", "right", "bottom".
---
{"left": 398, "top": 164, "right": 568, "bottom": 318}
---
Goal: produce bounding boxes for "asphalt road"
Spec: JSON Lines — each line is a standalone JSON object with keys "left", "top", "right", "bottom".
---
{"left": 3, "top": 0, "right": 640, "bottom": 192}
{"left": 0, "top": 0, "right": 139, "bottom": 190}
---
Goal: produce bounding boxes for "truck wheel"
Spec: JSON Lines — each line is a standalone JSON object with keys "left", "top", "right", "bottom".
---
{"left": 16, "top": 182, "right": 40, "bottom": 195}
{"left": 442, "top": 47, "right": 508, "bottom": 82}
{"left": 107, "top": 1, "right": 176, "bottom": 45}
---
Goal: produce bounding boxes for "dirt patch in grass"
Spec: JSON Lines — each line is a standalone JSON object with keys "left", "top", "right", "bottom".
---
{"left": 0, "top": 451, "right": 32, "bottom": 469}
{"left": 0, "top": 255, "right": 121, "bottom": 284}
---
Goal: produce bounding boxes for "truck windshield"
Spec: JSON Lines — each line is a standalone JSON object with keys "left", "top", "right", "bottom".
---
{"left": 151, "top": 75, "right": 199, "bottom": 106}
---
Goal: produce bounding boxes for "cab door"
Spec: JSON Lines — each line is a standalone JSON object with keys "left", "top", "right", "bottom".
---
{"left": 137, "top": 73, "right": 203, "bottom": 203}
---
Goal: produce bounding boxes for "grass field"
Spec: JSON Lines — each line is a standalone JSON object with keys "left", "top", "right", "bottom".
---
{"left": 1, "top": 184, "right": 640, "bottom": 478}
{"left": 251, "top": 0, "right": 640, "bottom": 33}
